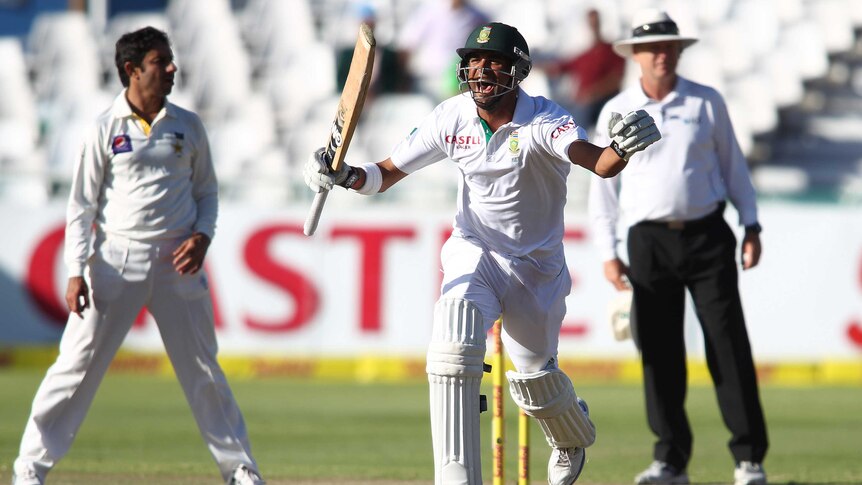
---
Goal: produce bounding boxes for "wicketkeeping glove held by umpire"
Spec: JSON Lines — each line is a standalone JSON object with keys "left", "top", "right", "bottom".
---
{"left": 608, "top": 110, "right": 661, "bottom": 160}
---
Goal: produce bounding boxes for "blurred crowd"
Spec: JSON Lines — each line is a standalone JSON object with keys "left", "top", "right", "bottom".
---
{"left": 0, "top": 0, "right": 860, "bottom": 208}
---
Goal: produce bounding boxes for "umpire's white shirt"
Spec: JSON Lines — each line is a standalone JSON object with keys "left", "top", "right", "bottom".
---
{"left": 589, "top": 76, "right": 759, "bottom": 261}
{"left": 65, "top": 90, "right": 218, "bottom": 276}
{"left": 390, "top": 88, "right": 587, "bottom": 282}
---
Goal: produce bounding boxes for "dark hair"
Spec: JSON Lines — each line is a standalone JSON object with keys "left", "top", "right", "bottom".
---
{"left": 115, "top": 26, "right": 171, "bottom": 87}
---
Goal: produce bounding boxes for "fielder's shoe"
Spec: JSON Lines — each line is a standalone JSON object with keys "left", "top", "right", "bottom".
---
{"left": 228, "top": 464, "right": 265, "bottom": 485}
{"left": 548, "top": 446, "right": 586, "bottom": 485}
{"left": 11, "top": 467, "right": 42, "bottom": 485}
{"left": 734, "top": 461, "right": 767, "bottom": 485}
{"left": 634, "top": 461, "right": 689, "bottom": 484}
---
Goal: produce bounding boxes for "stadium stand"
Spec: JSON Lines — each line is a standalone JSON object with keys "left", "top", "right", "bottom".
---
{"left": 0, "top": 0, "right": 860, "bottom": 207}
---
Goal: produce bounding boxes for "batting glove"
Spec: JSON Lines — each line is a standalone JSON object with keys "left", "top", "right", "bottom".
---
{"left": 303, "top": 147, "right": 351, "bottom": 193}
{"left": 608, "top": 110, "right": 661, "bottom": 161}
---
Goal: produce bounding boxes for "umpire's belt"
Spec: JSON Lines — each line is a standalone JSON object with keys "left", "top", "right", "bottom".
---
{"left": 638, "top": 202, "right": 725, "bottom": 230}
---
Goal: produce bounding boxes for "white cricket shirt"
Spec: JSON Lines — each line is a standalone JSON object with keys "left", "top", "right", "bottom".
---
{"left": 65, "top": 90, "right": 218, "bottom": 276}
{"left": 588, "top": 76, "right": 759, "bottom": 261}
{"left": 390, "top": 88, "right": 587, "bottom": 279}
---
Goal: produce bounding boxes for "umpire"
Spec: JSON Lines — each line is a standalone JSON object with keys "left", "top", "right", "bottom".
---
{"left": 588, "top": 9, "right": 768, "bottom": 485}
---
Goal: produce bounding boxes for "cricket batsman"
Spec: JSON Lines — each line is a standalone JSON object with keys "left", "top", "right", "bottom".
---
{"left": 304, "top": 22, "right": 661, "bottom": 484}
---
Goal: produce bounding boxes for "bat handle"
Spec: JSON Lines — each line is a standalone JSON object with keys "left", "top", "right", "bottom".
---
{"left": 303, "top": 190, "right": 329, "bottom": 236}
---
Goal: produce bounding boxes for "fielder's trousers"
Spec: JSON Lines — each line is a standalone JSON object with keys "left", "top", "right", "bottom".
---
{"left": 14, "top": 234, "right": 258, "bottom": 483}
{"left": 627, "top": 208, "right": 768, "bottom": 470}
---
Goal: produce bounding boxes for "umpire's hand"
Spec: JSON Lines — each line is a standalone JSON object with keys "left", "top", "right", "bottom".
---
{"left": 741, "top": 232, "right": 761, "bottom": 270}
{"left": 603, "top": 258, "right": 631, "bottom": 291}
{"left": 173, "top": 232, "right": 211, "bottom": 275}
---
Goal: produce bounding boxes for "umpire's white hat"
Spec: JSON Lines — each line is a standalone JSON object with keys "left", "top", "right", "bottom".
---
{"left": 612, "top": 9, "right": 698, "bottom": 57}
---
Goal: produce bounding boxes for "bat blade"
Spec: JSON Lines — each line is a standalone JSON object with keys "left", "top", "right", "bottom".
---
{"left": 303, "top": 24, "right": 375, "bottom": 236}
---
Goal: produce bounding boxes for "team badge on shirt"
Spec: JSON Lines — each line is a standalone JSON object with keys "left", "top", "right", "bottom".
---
{"left": 111, "top": 134, "right": 132, "bottom": 154}
{"left": 508, "top": 130, "right": 521, "bottom": 157}
{"left": 170, "top": 132, "right": 185, "bottom": 156}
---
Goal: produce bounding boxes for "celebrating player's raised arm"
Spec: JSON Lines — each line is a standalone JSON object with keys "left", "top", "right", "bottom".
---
{"left": 568, "top": 109, "right": 661, "bottom": 178}
{"left": 303, "top": 153, "right": 408, "bottom": 195}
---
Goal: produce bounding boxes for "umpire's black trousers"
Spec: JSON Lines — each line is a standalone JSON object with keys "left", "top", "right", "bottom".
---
{"left": 627, "top": 206, "right": 768, "bottom": 470}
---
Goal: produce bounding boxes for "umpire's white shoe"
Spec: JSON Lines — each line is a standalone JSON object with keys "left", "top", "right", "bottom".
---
{"left": 548, "top": 446, "right": 586, "bottom": 485}
{"left": 228, "top": 464, "right": 265, "bottom": 485}
{"left": 734, "top": 461, "right": 767, "bottom": 485}
{"left": 634, "top": 461, "right": 689, "bottom": 484}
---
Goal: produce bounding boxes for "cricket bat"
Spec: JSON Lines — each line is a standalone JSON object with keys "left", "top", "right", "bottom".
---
{"left": 303, "top": 23, "right": 376, "bottom": 236}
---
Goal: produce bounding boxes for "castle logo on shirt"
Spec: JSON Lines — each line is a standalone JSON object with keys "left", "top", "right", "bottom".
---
{"left": 550, "top": 119, "right": 576, "bottom": 140}
{"left": 445, "top": 134, "right": 482, "bottom": 150}
{"left": 111, "top": 134, "right": 132, "bottom": 154}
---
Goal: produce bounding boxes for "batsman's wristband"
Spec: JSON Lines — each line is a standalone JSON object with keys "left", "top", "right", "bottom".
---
{"left": 353, "top": 162, "right": 382, "bottom": 195}
{"left": 610, "top": 140, "right": 627, "bottom": 159}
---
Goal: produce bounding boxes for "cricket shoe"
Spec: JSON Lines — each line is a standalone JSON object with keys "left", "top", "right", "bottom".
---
{"left": 547, "top": 397, "right": 591, "bottom": 485}
{"left": 228, "top": 464, "right": 265, "bottom": 485}
{"left": 634, "top": 461, "right": 689, "bottom": 484}
{"left": 734, "top": 461, "right": 767, "bottom": 485}
{"left": 548, "top": 447, "right": 586, "bottom": 485}
{"left": 11, "top": 467, "right": 42, "bottom": 485}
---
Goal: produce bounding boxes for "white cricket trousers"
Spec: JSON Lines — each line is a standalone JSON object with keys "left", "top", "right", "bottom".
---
{"left": 14, "top": 234, "right": 257, "bottom": 483}
{"left": 439, "top": 235, "right": 572, "bottom": 373}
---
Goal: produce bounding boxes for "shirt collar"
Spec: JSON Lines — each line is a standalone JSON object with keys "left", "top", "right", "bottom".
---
{"left": 111, "top": 88, "right": 176, "bottom": 120}
{"left": 510, "top": 87, "right": 533, "bottom": 127}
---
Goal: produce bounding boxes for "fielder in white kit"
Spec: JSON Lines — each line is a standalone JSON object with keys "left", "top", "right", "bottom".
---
{"left": 304, "top": 22, "right": 662, "bottom": 485}
{"left": 12, "top": 27, "right": 264, "bottom": 485}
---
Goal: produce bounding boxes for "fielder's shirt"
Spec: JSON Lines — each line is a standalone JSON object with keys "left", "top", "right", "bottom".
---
{"left": 588, "top": 76, "right": 759, "bottom": 261}
{"left": 65, "top": 90, "right": 218, "bottom": 276}
{"left": 390, "top": 88, "right": 587, "bottom": 283}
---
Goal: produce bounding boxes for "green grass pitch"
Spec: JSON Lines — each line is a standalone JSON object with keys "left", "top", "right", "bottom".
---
{"left": 0, "top": 368, "right": 860, "bottom": 484}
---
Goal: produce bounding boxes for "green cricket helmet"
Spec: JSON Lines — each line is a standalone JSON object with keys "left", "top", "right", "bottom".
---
{"left": 456, "top": 23, "right": 531, "bottom": 110}
{"left": 456, "top": 22, "right": 531, "bottom": 83}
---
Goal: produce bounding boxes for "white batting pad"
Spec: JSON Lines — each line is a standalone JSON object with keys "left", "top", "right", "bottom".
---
{"left": 506, "top": 368, "right": 596, "bottom": 449}
{"left": 427, "top": 298, "right": 486, "bottom": 485}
